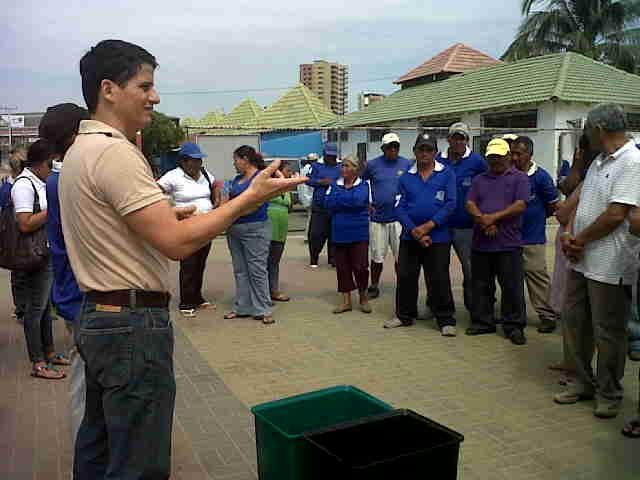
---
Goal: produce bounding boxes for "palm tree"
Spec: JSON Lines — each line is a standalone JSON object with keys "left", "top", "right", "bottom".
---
{"left": 502, "top": 0, "right": 640, "bottom": 73}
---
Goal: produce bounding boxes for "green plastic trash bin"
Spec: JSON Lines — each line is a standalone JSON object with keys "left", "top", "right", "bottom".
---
{"left": 251, "top": 385, "right": 392, "bottom": 480}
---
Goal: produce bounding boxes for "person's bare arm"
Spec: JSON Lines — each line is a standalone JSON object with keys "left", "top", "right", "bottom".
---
{"left": 574, "top": 203, "right": 633, "bottom": 246}
{"left": 555, "top": 184, "right": 582, "bottom": 226}
{"left": 486, "top": 200, "right": 527, "bottom": 224}
{"left": 16, "top": 211, "right": 47, "bottom": 233}
{"left": 124, "top": 160, "right": 306, "bottom": 260}
{"left": 629, "top": 207, "right": 640, "bottom": 236}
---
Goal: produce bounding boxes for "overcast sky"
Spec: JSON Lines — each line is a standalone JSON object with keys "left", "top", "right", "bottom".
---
{"left": 1, "top": 1, "right": 523, "bottom": 119}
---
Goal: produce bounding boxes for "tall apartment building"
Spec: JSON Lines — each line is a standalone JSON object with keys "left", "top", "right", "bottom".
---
{"left": 299, "top": 60, "right": 349, "bottom": 116}
{"left": 357, "top": 92, "right": 386, "bottom": 110}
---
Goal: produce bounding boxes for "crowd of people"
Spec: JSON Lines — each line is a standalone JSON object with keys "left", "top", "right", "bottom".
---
{"left": 2, "top": 38, "right": 640, "bottom": 479}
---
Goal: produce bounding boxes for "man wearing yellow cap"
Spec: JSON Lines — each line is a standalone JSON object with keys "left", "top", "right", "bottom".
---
{"left": 465, "top": 138, "right": 530, "bottom": 345}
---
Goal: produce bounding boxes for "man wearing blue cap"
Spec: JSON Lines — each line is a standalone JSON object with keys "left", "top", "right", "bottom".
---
{"left": 306, "top": 142, "right": 341, "bottom": 267}
{"left": 158, "top": 142, "right": 219, "bottom": 316}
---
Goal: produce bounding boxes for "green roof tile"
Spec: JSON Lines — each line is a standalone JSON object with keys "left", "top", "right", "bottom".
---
{"left": 331, "top": 53, "right": 640, "bottom": 128}
{"left": 256, "top": 84, "right": 337, "bottom": 129}
{"left": 223, "top": 98, "right": 263, "bottom": 128}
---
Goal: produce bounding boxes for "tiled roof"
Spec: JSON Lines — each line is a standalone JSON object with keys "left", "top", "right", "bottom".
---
{"left": 256, "top": 84, "right": 337, "bottom": 129}
{"left": 182, "top": 110, "right": 225, "bottom": 127}
{"left": 395, "top": 43, "right": 502, "bottom": 85}
{"left": 330, "top": 52, "right": 640, "bottom": 128}
{"left": 223, "top": 99, "right": 263, "bottom": 128}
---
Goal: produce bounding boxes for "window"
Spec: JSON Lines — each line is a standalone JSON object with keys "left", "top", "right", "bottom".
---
{"left": 357, "top": 142, "right": 368, "bottom": 164}
{"left": 369, "top": 128, "right": 389, "bottom": 143}
{"left": 482, "top": 110, "right": 538, "bottom": 129}
{"left": 628, "top": 112, "right": 640, "bottom": 131}
{"left": 327, "top": 130, "right": 348, "bottom": 142}
{"left": 419, "top": 118, "right": 462, "bottom": 139}
{"left": 473, "top": 135, "right": 493, "bottom": 157}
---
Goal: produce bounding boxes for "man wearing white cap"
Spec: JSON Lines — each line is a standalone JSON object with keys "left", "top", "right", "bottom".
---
{"left": 362, "top": 133, "right": 412, "bottom": 299}
{"left": 437, "top": 122, "right": 487, "bottom": 315}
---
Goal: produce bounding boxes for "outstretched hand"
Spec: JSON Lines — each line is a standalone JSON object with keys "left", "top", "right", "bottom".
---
{"left": 174, "top": 205, "right": 197, "bottom": 220}
{"left": 245, "top": 159, "right": 308, "bottom": 208}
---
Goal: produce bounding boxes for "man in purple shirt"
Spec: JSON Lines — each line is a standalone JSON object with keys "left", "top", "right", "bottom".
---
{"left": 466, "top": 138, "right": 529, "bottom": 345}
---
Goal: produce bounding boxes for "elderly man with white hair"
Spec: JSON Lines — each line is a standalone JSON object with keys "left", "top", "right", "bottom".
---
{"left": 555, "top": 103, "right": 640, "bottom": 420}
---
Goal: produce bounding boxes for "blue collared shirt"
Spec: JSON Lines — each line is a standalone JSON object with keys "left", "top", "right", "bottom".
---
{"left": 362, "top": 154, "right": 412, "bottom": 223}
{"left": 325, "top": 177, "right": 370, "bottom": 244}
{"left": 437, "top": 147, "right": 487, "bottom": 229}
{"left": 522, "top": 162, "right": 559, "bottom": 245}
{"left": 396, "top": 161, "right": 457, "bottom": 243}
{"left": 306, "top": 162, "right": 342, "bottom": 209}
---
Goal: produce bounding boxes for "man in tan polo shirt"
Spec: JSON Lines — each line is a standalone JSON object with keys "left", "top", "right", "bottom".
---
{"left": 60, "top": 40, "right": 305, "bottom": 480}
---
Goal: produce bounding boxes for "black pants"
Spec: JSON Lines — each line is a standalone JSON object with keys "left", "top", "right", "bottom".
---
{"left": 308, "top": 207, "right": 334, "bottom": 265}
{"left": 179, "top": 242, "right": 211, "bottom": 309}
{"left": 267, "top": 241, "right": 286, "bottom": 294}
{"left": 471, "top": 249, "right": 526, "bottom": 332}
{"left": 334, "top": 241, "right": 369, "bottom": 293}
{"left": 396, "top": 241, "right": 455, "bottom": 327}
{"left": 74, "top": 302, "right": 176, "bottom": 479}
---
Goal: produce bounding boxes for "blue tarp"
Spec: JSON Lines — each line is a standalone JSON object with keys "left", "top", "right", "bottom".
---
{"left": 260, "top": 131, "right": 323, "bottom": 158}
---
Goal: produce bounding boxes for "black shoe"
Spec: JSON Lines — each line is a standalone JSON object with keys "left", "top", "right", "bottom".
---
{"left": 368, "top": 286, "right": 380, "bottom": 299}
{"left": 507, "top": 329, "right": 527, "bottom": 345}
{"left": 465, "top": 325, "right": 497, "bottom": 336}
{"left": 537, "top": 319, "right": 557, "bottom": 334}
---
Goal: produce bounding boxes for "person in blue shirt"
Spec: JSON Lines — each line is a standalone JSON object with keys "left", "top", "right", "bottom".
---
{"left": 511, "top": 136, "right": 560, "bottom": 334}
{"left": 386, "top": 133, "right": 457, "bottom": 333}
{"left": 224, "top": 145, "right": 274, "bottom": 324}
{"left": 325, "top": 155, "right": 372, "bottom": 315}
{"left": 362, "top": 133, "right": 412, "bottom": 300}
{"left": 306, "top": 143, "right": 341, "bottom": 268}
{"left": 39, "top": 103, "right": 90, "bottom": 439}
{"left": 437, "top": 122, "right": 487, "bottom": 315}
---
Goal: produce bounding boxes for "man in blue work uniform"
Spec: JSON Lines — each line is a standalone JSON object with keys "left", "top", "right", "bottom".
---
{"left": 437, "top": 122, "right": 487, "bottom": 315}
{"left": 362, "top": 133, "right": 412, "bottom": 299}
{"left": 306, "top": 142, "right": 341, "bottom": 268}
{"left": 511, "top": 136, "right": 560, "bottom": 333}
{"left": 388, "top": 133, "right": 457, "bottom": 334}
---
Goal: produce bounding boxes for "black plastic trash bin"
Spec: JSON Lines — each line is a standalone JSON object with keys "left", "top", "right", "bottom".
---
{"left": 303, "top": 409, "right": 464, "bottom": 480}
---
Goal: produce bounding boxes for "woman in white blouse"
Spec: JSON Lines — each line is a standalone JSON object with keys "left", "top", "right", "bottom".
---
{"left": 158, "top": 143, "right": 220, "bottom": 317}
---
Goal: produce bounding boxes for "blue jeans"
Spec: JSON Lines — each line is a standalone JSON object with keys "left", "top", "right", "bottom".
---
{"left": 13, "top": 261, "right": 54, "bottom": 363}
{"left": 73, "top": 300, "right": 176, "bottom": 480}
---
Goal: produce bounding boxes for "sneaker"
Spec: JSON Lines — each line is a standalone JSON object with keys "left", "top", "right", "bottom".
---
{"left": 384, "top": 317, "right": 410, "bottom": 329}
{"left": 465, "top": 325, "right": 497, "bottom": 336}
{"left": 594, "top": 397, "right": 622, "bottom": 419}
{"left": 180, "top": 309, "right": 196, "bottom": 318}
{"left": 554, "top": 386, "right": 595, "bottom": 405}
{"left": 368, "top": 286, "right": 380, "bottom": 300}
{"left": 537, "top": 319, "right": 557, "bottom": 334}
{"left": 507, "top": 329, "right": 527, "bottom": 345}
{"left": 441, "top": 325, "right": 457, "bottom": 337}
{"left": 309, "top": 264, "right": 319, "bottom": 269}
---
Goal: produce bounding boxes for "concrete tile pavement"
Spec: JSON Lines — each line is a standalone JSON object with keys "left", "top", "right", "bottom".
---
{"left": 178, "top": 234, "right": 640, "bottom": 480}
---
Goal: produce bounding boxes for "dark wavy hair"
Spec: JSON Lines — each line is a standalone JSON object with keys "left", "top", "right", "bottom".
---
{"left": 233, "top": 145, "right": 266, "bottom": 170}
{"left": 25, "top": 140, "right": 56, "bottom": 168}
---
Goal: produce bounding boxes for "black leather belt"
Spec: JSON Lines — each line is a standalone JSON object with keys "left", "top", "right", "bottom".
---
{"left": 86, "top": 290, "right": 170, "bottom": 308}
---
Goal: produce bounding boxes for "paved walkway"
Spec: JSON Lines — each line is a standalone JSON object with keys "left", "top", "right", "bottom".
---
{"left": 1, "top": 231, "right": 639, "bottom": 479}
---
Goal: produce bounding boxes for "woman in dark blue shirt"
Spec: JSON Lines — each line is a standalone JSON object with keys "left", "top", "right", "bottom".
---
{"left": 325, "top": 155, "right": 372, "bottom": 314}
{"left": 224, "top": 146, "right": 274, "bottom": 324}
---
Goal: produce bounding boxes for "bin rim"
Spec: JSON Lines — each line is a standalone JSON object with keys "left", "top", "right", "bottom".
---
{"left": 250, "top": 385, "right": 393, "bottom": 439}
{"left": 302, "top": 408, "right": 464, "bottom": 467}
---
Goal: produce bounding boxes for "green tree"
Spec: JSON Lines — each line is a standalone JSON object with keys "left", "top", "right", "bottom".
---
{"left": 142, "top": 111, "right": 185, "bottom": 160}
{"left": 502, "top": 0, "right": 640, "bottom": 73}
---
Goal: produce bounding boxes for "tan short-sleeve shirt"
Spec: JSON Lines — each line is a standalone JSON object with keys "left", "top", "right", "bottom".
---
{"left": 59, "top": 120, "right": 169, "bottom": 292}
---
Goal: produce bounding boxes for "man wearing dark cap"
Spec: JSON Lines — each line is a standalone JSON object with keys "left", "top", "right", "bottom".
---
{"left": 40, "top": 103, "right": 90, "bottom": 445}
{"left": 388, "top": 133, "right": 457, "bottom": 333}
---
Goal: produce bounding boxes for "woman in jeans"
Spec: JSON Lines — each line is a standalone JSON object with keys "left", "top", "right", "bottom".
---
{"left": 11, "top": 140, "right": 68, "bottom": 379}
{"left": 224, "top": 145, "right": 274, "bottom": 324}
{"left": 158, "top": 142, "right": 219, "bottom": 317}
{"left": 325, "top": 155, "right": 372, "bottom": 314}
{"left": 267, "top": 161, "right": 293, "bottom": 302}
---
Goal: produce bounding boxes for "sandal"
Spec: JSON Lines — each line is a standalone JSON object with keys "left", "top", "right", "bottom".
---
{"left": 271, "top": 293, "right": 290, "bottom": 302}
{"left": 47, "top": 353, "right": 71, "bottom": 366}
{"left": 622, "top": 419, "right": 640, "bottom": 438}
{"left": 224, "top": 312, "right": 250, "bottom": 319}
{"left": 261, "top": 316, "right": 275, "bottom": 325}
{"left": 198, "top": 301, "right": 216, "bottom": 310}
{"left": 31, "top": 363, "right": 66, "bottom": 380}
{"left": 332, "top": 305, "right": 353, "bottom": 314}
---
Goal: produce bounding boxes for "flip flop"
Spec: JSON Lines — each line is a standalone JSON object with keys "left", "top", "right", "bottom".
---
{"left": 224, "top": 312, "right": 250, "bottom": 319}
{"left": 31, "top": 363, "right": 66, "bottom": 380}
{"left": 261, "top": 316, "right": 275, "bottom": 325}
{"left": 622, "top": 419, "right": 640, "bottom": 438}
{"left": 47, "top": 353, "right": 71, "bottom": 366}
{"left": 271, "top": 294, "right": 290, "bottom": 302}
{"left": 198, "top": 302, "right": 217, "bottom": 310}
{"left": 332, "top": 305, "right": 353, "bottom": 314}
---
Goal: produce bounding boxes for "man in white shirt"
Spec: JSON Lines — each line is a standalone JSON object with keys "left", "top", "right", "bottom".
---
{"left": 555, "top": 104, "right": 640, "bottom": 419}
